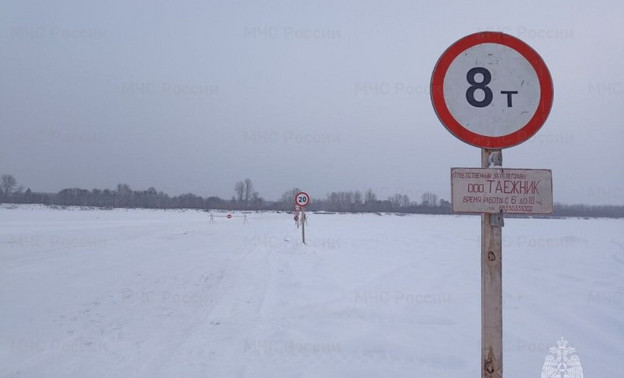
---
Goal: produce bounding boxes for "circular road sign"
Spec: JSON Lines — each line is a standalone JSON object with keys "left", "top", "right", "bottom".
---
{"left": 431, "top": 32, "right": 553, "bottom": 149}
{"left": 295, "top": 192, "right": 310, "bottom": 207}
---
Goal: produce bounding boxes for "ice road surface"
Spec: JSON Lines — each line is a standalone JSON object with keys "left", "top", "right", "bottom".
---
{"left": 1, "top": 205, "right": 622, "bottom": 377}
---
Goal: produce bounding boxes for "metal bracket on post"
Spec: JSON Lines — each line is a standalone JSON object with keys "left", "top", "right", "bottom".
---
{"left": 488, "top": 151, "right": 504, "bottom": 230}
{"left": 490, "top": 211, "right": 504, "bottom": 228}
{"left": 488, "top": 151, "right": 503, "bottom": 167}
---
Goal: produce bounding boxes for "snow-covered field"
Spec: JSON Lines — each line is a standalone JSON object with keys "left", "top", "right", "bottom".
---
{"left": 1, "top": 205, "right": 622, "bottom": 377}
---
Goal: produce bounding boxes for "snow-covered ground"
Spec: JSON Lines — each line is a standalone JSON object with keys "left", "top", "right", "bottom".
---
{"left": 1, "top": 205, "right": 622, "bottom": 377}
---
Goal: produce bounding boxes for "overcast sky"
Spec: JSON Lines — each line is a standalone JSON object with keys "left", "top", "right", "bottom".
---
{"left": 1, "top": 0, "right": 623, "bottom": 205}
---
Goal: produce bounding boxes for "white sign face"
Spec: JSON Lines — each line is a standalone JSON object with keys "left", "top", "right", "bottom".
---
{"left": 443, "top": 43, "right": 540, "bottom": 137}
{"left": 451, "top": 168, "right": 553, "bottom": 214}
{"left": 431, "top": 32, "right": 553, "bottom": 149}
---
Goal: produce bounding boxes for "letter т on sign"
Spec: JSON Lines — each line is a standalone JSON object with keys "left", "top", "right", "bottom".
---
{"left": 430, "top": 32, "right": 554, "bottom": 149}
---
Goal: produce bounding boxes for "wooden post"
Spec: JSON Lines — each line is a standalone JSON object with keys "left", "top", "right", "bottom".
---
{"left": 481, "top": 148, "right": 503, "bottom": 378}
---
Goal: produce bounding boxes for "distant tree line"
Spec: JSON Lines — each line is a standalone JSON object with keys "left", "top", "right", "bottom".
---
{"left": 278, "top": 187, "right": 450, "bottom": 214}
{"left": 550, "top": 203, "right": 624, "bottom": 219}
{"left": 1, "top": 174, "right": 622, "bottom": 218}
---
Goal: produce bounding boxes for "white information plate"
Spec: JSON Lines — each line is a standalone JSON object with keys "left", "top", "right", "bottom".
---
{"left": 451, "top": 168, "right": 553, "bottom": 214}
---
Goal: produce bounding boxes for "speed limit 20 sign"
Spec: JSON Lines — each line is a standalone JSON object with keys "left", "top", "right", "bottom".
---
{"left": 431, "top": 32, "right": 553, "bottom": 148}
{"left": 294, "top": 192, "right": 310, "bottom": 207}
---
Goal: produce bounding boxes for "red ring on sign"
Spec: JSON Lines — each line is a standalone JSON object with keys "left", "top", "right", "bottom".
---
{"left": 431, "top": 32, "right": 553, "bottom": 149}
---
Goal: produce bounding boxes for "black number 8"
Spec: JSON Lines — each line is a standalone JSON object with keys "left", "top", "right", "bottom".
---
{"left": 466, "top": 67, "right": 493, "bottom": 108}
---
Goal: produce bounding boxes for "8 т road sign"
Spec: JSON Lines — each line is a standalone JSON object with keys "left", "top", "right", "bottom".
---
{"left": 432, "top": 32, "right": 554, "bottom": 378}
{"left": 431, "top": 32, "right": 553, "bottom": 149}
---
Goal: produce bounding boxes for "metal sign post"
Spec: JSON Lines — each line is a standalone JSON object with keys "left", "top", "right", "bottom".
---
{"left": 431, "top": 32, "right": 554, "bottom": 377}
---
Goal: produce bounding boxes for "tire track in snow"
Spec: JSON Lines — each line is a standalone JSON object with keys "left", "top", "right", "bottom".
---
{"left": 127, "top": 228, "right": 277, "bottom": 377}
{"left": 126, "top": 252, "right": 245, "bottom": 377}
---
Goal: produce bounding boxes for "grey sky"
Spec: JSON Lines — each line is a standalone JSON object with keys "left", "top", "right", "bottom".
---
{"left": 1, "top": 0, "right": 623, "bottom": 205}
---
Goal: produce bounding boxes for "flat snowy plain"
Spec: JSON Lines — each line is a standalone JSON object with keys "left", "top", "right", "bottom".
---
{"left": 1, "top": 204, "right": 622, "bottom": 377}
